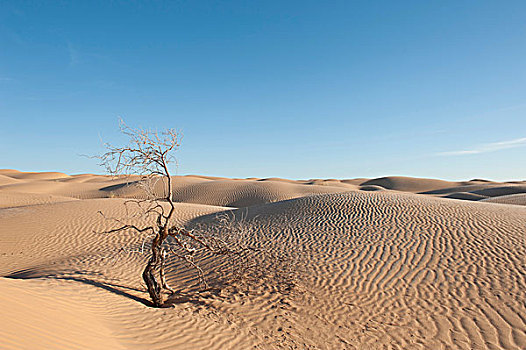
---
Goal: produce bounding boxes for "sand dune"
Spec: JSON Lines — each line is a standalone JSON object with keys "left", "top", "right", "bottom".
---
{"left": 2, "top": 170, "right": 524, "bottom": 206}
{"left": 0, "top": 174, "right": 22, "bottom": 186}
{"left": 481, "top": 193, "right": 526, "bottom": 206}
{"left": 172, "top": 179, "right": 355, "bottom": 207}
{"left": 203, "top": 191, "right": 526, "bottom": 349}
{"left": 0, "top": 169, "right": 70, "bottom": 180}
{"left": 471, "top": 185, "right": 526, "bottom": 197}
{"left": 0, "top": 278, "right": 125, "bottom": 350}
{"left": 442, "top": 192, "right": 489, "bottom": 201}
{"left": 0, "top": 192, "right": 78, "bottom": 208}
{"left": 1, "top": 170, "right": 525, "bottom": 349}
{"left": 360, "top": 176, "right": 459, "bottom": 193}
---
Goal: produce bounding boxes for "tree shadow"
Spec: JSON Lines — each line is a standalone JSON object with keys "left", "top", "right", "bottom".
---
{"left": 5, "top": 269, "right": 153, "bottom": 306}
{"left": 58, "top": 276, "right": 154, "bottom": 306}
{"left": 162, "top": 287, "right": 223, "bottom": 308}
{"left": 5, "top": 268, "right": 225, "bottom": 308}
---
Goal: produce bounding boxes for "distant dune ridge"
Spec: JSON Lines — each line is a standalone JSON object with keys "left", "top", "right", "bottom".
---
{"left": 1, "top": 169, "right": 525, "bottom": 207}
{"left": 1, "top": 169, "right": 525, "bottom": 349}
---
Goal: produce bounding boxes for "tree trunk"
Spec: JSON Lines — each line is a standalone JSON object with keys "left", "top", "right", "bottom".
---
{"left": 143, "top": 237, "right": 163, "bottom": 306}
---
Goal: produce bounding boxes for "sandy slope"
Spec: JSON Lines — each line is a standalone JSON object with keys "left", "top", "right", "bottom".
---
{"left": 482, "top": 193, "right": 526, "bottom": 206}
{"left": 1, "top": 170, "right": 525, "bottom": 349}
{"left": 0, "top": 278, "right": 126, "bottom": 350}
{"left": 226, "top": 192, "right": 526, "bottom": 349}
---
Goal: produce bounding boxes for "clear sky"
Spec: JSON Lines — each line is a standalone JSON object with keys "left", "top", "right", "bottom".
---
{"left": 1, "top": 1, "right": 525, "bottom": 181}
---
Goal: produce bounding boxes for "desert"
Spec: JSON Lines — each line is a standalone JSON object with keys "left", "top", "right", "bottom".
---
{"left": 3, "top": 1, "right": 526, "bottom": 349}
{"left": 1, "top": 169, "right": 525, "bottom": 349}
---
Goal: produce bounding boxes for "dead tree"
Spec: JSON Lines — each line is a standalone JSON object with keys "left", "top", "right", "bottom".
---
{"left": 97, "top": 121, "right": 235, "bottom": 306}
{"left": 97, "top": 121, "right": 300, "bottom": 307}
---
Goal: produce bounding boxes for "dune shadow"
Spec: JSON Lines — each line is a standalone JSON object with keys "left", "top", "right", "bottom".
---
{"left": 99, "top": 181, "right": 140, "bottom": 192}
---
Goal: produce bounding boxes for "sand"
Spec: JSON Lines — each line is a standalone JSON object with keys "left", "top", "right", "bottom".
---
{"left": 1, "top": 169, "right": 525, "bottom": 349}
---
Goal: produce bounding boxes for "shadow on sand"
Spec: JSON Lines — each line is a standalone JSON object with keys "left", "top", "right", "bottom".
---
{"left": 5, "top": 268, "right": 222, "bottom": 308}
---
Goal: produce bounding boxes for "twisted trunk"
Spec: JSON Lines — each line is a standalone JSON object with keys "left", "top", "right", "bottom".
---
{"left": 143, "top": 234, "right": 163, "bottom": 306}
{"left": 142, "top": 171, "right": 176, "bottom": 306}
{"left": 143, "top": 169, "right": 176, "bottom": 306}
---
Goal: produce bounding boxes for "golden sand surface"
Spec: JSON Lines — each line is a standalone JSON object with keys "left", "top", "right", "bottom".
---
{"left": 1, "top": 169, "right": 525, "bottom": 349}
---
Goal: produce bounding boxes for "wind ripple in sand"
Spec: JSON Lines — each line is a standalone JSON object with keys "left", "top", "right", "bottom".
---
{"left": 212, "top": 191, "right": 526, "bottom": 349}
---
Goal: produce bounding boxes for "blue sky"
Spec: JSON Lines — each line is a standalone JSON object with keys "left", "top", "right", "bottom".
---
{"left": 1, "top": 1, "right": 525, "bottom": 180}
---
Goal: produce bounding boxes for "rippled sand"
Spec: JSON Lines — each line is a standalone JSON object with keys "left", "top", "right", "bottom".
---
{"left": 1, "top": 170, "right": 525, "bottom": 349}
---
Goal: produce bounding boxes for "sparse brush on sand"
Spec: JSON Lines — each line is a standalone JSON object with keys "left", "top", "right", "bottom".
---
{"left": 1, "top": 168, "right": 525, "bottom": 349}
